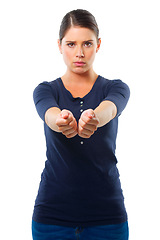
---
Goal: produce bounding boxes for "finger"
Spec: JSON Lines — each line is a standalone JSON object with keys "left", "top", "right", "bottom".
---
{"left": 58, "top": 125, "right": 72, "bottom": 131}
{"left": 80, "top": 113, "right": 99, "bottom": 125}
{"left": 69, "top": 118, "right": 77, "bottom": 130}
{"left": 78, "top": 124, "right": 94, "bottom": 137}
{"left": 85, "top": 117, "right": 99, "bottom": 126}
{"left": 56, "top": 118, "right": 70, "bottom": 127}
{"left": 57, "top": 114, "right": 73, "bottom": 126}
{"left": 84, "top": 124, "right": 98, "bottom": 131}
{"left": 63, "top": 129, "right": 78, "bottom": 138}
{"left": 59, "top": 120, "right": 77, "bottom": 132}
{"left": 60, "top": 110, "right": 73, "bottom": 122}
{"left": 66, "top": 131, "right": 78, "bottom": 138}
{"left": 79, "top": 134, "right": 91, "bottom": 139}
{"left": 60, "top": 118, "right": 77, "bottom": 133}
{"left": 60, "top": 110, "right": 69, "bottom": 119}
{"left": 86, "top": 110, "right": 95, "bottom": 119}
{"left": 82, "top": 109, "right": 95, "bottom": 119}
{"left": 78, "top": 131, "right": 92, "bottom": 139}
{"left": 79, "top": 118, "right": 98, "bottom": 131}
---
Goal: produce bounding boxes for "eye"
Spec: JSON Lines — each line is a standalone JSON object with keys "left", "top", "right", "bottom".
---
{"left": 84, "top": 41, "right": 93, "bottom": 47}
{"left": 67, "top": 42, "right": 75, "bottom": 48}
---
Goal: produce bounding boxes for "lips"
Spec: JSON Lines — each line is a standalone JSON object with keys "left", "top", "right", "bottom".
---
{"left": 74, "top": 62, "right": 86, "bottom": 67}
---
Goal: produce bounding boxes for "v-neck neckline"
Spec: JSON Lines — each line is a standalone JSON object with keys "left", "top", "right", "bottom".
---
{"left": 59, "top": 75, "right": 100, "bottom": 100}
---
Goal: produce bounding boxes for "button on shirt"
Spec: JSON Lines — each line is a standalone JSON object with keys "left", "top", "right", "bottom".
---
{"left": 33, "top": 75, "right": 130, "bottom": 227}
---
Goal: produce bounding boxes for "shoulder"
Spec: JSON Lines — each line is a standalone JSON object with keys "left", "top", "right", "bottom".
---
{"left": 99, "top": 75, "right": 130, "bottom": 95}
{"left": 34, "top": 78, "right": 60, "bottom": 89}
{"left": 99, "top": 75, "right": 129, "bottom": 88}
{"left": 33, "top": 78, "right": 61, "bottom": 93}
{"left": 33, "top": 78, "right": 61, "bottom": 102}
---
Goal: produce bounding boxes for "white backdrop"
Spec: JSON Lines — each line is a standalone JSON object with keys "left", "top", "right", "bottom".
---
{"left": 0, "top": 0, "right": 160, "bottom": 239}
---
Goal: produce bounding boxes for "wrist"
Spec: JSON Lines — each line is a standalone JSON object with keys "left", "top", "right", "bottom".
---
{"left": 45, "top": 107, "right": 61, "bottom": 132}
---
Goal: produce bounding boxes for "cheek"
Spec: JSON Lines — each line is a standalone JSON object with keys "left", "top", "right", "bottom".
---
{"left": 86, "top": 49, "right": 96, "bottom": 62}
{"left": 62, "top": 49, "right": 73, "bottom": 65}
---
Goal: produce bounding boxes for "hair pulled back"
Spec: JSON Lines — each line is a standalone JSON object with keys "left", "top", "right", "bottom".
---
{"left": 59, "top": 9, "right": 99, "bottom": 43}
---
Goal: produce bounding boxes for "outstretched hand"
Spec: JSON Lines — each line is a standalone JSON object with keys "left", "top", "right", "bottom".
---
{"left": 56, "top": 109, "right": 99, "bottom": 139}
{"left": 78, "top": 109, "right": 99, "bottom": 138}
{"left": 56, "top": 109, "right": 78, "bottom": 138}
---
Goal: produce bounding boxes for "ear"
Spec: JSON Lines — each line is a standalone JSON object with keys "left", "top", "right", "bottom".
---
{"left": 57, "top": 39, "right": 62, "bottom": 54}
{"left": 96, "top": 38, "right": 101, "bottom": 53}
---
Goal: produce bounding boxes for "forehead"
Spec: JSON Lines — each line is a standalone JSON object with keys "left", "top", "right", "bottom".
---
{"left": 63, "top": 27, "right": 96, "bottom": 41}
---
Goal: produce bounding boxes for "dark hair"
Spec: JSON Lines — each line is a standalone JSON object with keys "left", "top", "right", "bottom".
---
{"left": 59, "top": 9, "right": 99, "bottom": 43}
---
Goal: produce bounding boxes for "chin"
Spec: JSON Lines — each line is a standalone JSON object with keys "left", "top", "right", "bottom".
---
{"left": 72, "top": 67, "right": 89, "bottom": 75}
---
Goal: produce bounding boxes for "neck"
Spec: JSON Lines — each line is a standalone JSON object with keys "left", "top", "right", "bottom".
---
{"left": 62, "top": 69, "right": 98, "bottom": 85}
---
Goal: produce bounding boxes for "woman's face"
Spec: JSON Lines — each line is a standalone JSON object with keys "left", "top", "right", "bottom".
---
{"left": 58, "top": 27, "right": 101, "bottom": 75}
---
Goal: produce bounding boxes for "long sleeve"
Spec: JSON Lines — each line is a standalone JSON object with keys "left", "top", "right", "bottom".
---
{"left": 103, "top": 79, "right": 130, "bottom": 117}
{"left": 33, "top": 81, "right": 60, "bottom": 121}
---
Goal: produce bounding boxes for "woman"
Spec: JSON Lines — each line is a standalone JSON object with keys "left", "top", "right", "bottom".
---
{"left": 32, "top": 9, "right": 130, "bottom": 240}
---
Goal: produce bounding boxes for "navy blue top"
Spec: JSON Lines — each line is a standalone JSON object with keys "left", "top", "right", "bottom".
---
{"left": 32, "top": 75, "right": 130, "bottom": 227}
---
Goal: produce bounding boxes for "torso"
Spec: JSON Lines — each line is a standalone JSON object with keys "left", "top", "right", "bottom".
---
{"left": 32, "top": 75, "right": 129, "bottom": 226}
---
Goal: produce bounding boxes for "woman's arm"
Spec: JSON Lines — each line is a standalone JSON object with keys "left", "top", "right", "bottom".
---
{"left": 45, "top": 101, "right": 116, "bottom": 138}
{"left": 94, "top": 100, "right": 117, "bottom": 127}
{"left": 45, "top": 107, "right": 78, "bottom": 138}
{"left": 45, "top": 107, "right": 61, "bottom": 132}
{"left": 78, "top": 100, "right": 117, "bottom": 138}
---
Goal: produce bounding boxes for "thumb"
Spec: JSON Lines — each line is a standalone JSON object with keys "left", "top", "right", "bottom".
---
{"left": 86, "top": 109, "right": 95, "bottom": 119}
{"left": 60, "top": 110, "right": 69, "bottom": 119}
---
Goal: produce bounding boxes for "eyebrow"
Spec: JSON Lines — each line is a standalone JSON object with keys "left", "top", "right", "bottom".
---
{"left": 65, "top": 40, "right": 94, "bottom": 43}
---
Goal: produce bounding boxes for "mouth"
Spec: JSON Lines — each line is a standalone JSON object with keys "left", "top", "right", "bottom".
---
{"left": 73, "top": 62, "right": 86, "bottom": 67}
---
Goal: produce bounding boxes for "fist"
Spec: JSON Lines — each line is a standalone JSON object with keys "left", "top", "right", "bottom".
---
{"left": 78, "top": 109, "right": 99, "bottom": 138}
{"left": 56, "top": 109, "right": 78, "bottom": 138}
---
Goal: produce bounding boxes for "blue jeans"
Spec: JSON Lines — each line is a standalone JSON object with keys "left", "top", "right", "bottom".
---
{"left": 32, "top": 220, "right": 129, "bottom": 240}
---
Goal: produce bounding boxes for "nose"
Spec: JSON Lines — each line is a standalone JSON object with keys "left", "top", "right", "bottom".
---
{"left": 76, "top": 46, "right": 84, "bottom": 58}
